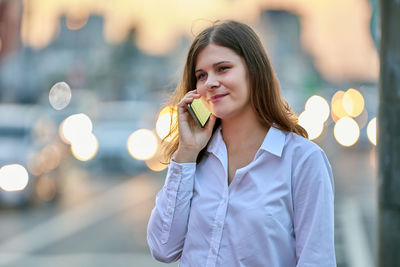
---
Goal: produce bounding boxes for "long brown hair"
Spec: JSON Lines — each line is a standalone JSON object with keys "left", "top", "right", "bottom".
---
{"left": 162, "top": 20, "right": 308, "bottom": 162}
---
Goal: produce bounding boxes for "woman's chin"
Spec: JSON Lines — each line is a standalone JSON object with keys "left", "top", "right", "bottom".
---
{"left": 213, "top": 113, "right": 231, "bottom": 121}
{"left": 211, "top": 110, "right": 226, "bottom": 119}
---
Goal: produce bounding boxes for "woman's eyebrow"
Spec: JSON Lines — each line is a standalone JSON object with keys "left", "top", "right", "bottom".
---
{"left": 195, "top": 61, "right": 233, "bottom": 73}
{"left": 213, "top": 60, "right": 232, "bottom": 66}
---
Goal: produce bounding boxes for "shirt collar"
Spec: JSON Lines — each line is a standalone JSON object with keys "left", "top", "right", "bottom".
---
{"left": 207, "top": 125, "right": 286, "bottom": 157}
{"left": 259, "top": 126, "right": 286, "bottom": 157}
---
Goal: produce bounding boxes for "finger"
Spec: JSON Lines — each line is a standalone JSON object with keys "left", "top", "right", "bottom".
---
{"left": 185, "top": 89, "right": 201, "bottom": 99}
{"left": 177, "top": 97, "right": 194, "bottom": 109}
{"left": 191, "top": 89, "right": 201, "bottom": 99}
{"left": 205, "top": 114, "right": 217, "bottom": 131}
{"left": 177, "top": 93, "right": 201, "bottom": 108}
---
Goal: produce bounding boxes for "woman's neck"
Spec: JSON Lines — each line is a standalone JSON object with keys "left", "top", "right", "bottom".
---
{"left": 221, "top": 110, "right": 269, "bottom": 153}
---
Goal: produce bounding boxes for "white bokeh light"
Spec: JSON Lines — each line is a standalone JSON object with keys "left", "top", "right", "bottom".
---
{"left": 156, "top": 113, "right": 175, "bottom": 140}
{"left": 298, "top": 111, "right": 324, "bottom": 140}
{"left": 60, "top": 113, "right": 93, "bottom": 144}
{"left": 127, "top": 129, "right": 158, "bottom": 160}
{"left": 367, "top": 117, "right": 377, "bottom": 146}
{"left": 304, "top": 95, "right": 330, "bottom": 123}
{"left": 156, "top": 106, "right": 177, "bottom": 141}
{"left": 49, "top": 81, "right": 72, "bottom": 110}
{"left": 334, "top": 117, "right": 360, "bottom": 147}
{"left": 0, "top": 164, "right": 29, "bottom": 192}
{"left": 70, "top": 133, "right": 99, "bottom": 161}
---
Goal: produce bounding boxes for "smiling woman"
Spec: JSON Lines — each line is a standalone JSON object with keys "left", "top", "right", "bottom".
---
{"left": 147, "top": 20, "right": 336, "bottom": 267}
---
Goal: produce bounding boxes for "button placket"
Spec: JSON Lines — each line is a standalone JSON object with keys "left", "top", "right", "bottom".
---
{"left": 206, "top": 190, "right": 229, "bottom": 267}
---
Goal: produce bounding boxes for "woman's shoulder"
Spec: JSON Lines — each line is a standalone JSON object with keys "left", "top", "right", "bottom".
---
{"left": 284, "top": 131, "right": 325, "bottom": 159}
{"left": 284, "top": 132, "right": 333, "bottom": 183}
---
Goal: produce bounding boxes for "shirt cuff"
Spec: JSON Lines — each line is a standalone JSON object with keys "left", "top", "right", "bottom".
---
{"left": 165, "top": 160, "right": 196, "bottom": 192}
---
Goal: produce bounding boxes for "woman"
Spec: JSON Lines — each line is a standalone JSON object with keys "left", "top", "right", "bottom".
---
{"left": 147, "top": 20, "right": 336, "bottom": 267}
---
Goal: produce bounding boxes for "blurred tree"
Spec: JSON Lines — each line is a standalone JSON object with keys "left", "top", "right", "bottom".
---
{"left": 378, "top": 0, "right": 400, "bottom": 266}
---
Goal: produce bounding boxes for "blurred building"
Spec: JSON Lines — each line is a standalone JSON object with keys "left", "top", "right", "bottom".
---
{"left": 0, "top": 0, "right": 21, "bottom": 61}
{"left": 0, "top": 1, "right": 378, "bottom": 148}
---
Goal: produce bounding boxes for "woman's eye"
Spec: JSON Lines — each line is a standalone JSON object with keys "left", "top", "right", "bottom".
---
{"left": 197, "top": 73, "right": 206, "bottom": 80}
{"left": 218, "top": 66, "right": 230, "bottom": 72}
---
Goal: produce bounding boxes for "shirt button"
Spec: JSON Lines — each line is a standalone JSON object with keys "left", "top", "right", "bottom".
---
{"left": 211, "top": 248, "right": 217, "bottom": 255}
{"left": 217, "top": 222, "right": 222, "bottom": 227}
{"left": 168, "top": 208, "right": 173, "bottom": 215}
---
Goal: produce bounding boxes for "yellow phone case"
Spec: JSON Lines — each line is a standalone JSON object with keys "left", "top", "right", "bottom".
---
{"left": 188, "top": 98, "right": 211, "bottom": 128}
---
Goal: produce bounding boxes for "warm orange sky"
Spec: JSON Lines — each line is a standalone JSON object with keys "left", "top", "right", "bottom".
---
{"left": 264, "top": 0, "right": 378, "bottom": 82}
{"left": 21, "top": 0, "right": 379, "bottom": 82}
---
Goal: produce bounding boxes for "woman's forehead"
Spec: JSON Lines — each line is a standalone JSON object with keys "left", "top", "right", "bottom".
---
{"left": 195, "top": 44, "right": 240, "bottom": 68}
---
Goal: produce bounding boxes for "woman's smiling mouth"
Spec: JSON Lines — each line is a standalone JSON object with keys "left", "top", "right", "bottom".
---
{"left": 210, "top": 93, "right": 229, "bottom": 103}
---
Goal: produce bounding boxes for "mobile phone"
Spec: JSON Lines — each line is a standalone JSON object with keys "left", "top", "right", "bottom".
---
{"left": 187, "top": 98, "right": 212, "bottom": 128}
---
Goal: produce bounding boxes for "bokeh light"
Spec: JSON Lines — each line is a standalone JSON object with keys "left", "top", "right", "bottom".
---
{"left": 65, "top": 12, "right": 89, "bottom": 30}
{"left": 342, "top": 88, "right": 365, "bottom": 117}
{"left": 27, "top": 153, "right": 43, "bottom": 176}
{"left": 146, "top": 155, "right": 168, "bottom": 172}
{"left": 127, "top": 129, "right": 158, "bottom": 160}
{"left": 156, "top": 106, "right": 177, "bottom": 141}
{"left": 331, "top": 90, "right": 347, "bottom": 122}
{"left": 41, "top": 144, "right": 62, "bottom": 172}
{"left": 0, "top": 164, "right": 29, "bottom": 192}
{"left": 367, "top": 117, "right": 376, "bottom": 146}
{"left": 298, "top": 111, "right": 324, "bottom": 140}
{"left": 334, "top": 117, "right": 360, "bottom": 147}
{"left": 35, "top": 175, "right": 57, "bottom": 202}
{"left": 71, "top": 132, "right": 99, "bottom": 161}
{"left": 60, "top": 113, "right": 93, "bottom": 144}
{"left": 27, "top": 144, "right": 61, "bottom": 176}
{"left": 304, "top": 95, "right": 330, "bottom": 123}
{"left": 49, "top": 81, "right": 72, "bottom": 110}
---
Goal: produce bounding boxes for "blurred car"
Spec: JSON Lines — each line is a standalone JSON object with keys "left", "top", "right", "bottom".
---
{"left": 0, "top": 104, "right": 65, "bottom": 207}
{"left": 88, "top": 100, "right": 159, "bottom": 174}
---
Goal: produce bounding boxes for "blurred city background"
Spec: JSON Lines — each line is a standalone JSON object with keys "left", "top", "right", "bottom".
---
{"left": 0, "top": 0, "right": 379, "bottom": 266}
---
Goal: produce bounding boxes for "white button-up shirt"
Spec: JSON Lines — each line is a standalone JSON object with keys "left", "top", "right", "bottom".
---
{"left": 147, "top": 127, "right": 336, "bottom": 267}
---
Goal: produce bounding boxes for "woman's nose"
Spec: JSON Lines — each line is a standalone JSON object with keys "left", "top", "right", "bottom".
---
{"left": 205, "top": 76, "right": 220, "bottom": 90}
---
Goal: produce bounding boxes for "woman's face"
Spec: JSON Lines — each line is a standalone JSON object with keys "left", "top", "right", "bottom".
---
{"left": 194, "top": 44, "right": 252, "bottom": 120}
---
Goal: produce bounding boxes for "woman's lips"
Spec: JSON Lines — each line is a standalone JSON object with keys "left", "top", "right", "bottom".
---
{"left": 210, "top": 93, "right": 228, "bottom": 103}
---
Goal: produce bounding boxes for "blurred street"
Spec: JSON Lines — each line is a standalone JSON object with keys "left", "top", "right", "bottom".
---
{"left": 0, "top": 159, "right": 168, "bottom": 267}
{"left": 0, "top": 134, "right": 377, "bottom": 267}
{"left": 0, "top": 0, "right": 380, "bottom": 266}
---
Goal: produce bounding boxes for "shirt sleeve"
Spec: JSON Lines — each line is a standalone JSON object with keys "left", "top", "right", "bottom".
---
{"left": 147, "top": 160, "right": 196, "bottom": 263}
{"left": 292, "top": 148, "right": 337, "bottom": 267}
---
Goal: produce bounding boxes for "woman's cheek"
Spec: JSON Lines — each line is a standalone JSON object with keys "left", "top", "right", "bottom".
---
{"left": 196, "top": 85, "right": 206, "bottom": 97}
